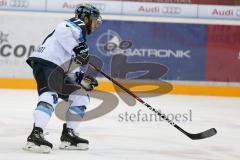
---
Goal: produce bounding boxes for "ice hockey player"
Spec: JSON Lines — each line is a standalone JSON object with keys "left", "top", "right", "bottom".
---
{"left": 23, "top": 4, "right": 102, "bottom": 153}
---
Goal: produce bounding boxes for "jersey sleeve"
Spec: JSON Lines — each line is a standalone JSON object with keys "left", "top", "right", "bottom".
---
{"left": 54, "top": 23, "right": 79, "bottom": 55}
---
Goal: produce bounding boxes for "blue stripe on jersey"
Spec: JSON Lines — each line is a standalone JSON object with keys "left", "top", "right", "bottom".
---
{"left": 69, "top": 106, "right": 86, "bottom": 119}
{"left": 65, "top": 20, "right": 85, "bottom": 42}
{"left": 36, "top": 105, "right": 53, "bottom": 117}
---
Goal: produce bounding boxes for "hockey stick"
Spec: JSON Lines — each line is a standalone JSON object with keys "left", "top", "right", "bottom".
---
{"left": 89, "top": 63, "right": 217, "bottom": 140}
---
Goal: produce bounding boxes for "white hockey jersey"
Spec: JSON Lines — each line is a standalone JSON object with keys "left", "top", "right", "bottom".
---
{"left": 29, "top": 17, "right": 87, "bottom": 67}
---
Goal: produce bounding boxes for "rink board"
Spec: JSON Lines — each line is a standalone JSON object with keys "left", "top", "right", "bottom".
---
{"left": 0, "top": 11, "right": 240, "bottom": 96}
{"left": 0, "top": 78, "right": 240, "bottom": 97}
{"left": 1, "top": 0, "right": 240, "bottom": 20}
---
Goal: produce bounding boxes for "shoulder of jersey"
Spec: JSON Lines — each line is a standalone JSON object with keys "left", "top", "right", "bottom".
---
{"left": 65, "top": 17, "right": 86, "bottom": 30}
{"left": 64, "top": 17, "right": 87, "bottom": 37}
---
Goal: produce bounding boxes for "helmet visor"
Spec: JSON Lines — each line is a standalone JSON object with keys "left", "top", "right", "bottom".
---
{"left": 96, "top": 16, "right": 102, "bottom": 27}
{"left": 92, "top": 15, "right": 102, "bottom": 28}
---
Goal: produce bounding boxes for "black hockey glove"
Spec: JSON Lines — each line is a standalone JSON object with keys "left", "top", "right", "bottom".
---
{"left": 73, "top": 43, "right": 89, "bottom": 65}
{"left": 75, "top": 72, "right": 98, "bottom": 91}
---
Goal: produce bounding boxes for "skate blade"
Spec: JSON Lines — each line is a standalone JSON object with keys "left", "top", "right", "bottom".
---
{"left": 23, "top": 142, "right": 52, "bottom": 153}
{"left": 59, "top": 141, "right": 89, "bottom": 150}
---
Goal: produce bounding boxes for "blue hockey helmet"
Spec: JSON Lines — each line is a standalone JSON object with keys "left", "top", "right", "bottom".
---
{"left": 75, "top": 4, "right": 102, "bottom": 28}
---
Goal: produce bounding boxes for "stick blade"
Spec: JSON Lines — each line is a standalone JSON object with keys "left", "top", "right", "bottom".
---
{"left": 188, "top": 128, "right": 217, "bottom": 140}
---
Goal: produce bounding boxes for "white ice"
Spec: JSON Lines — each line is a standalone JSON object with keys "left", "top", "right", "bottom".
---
{"left": 0, "top": 89, "right": 239, "bottom": 160}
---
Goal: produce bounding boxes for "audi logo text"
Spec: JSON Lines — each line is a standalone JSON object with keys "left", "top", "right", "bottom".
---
{"left": 236, "top": 9, "right": 240, "bottom": 17}
{"left": 91, "top": 3, "right": 105, "bottom": 11}
{"left": 79, "top": 3, "right": 105, "bottom": 11}
{"left": 9, "top": 0, "right": 29, "bottom": 8}
{"left": 162, "top": 6, "right": 181, "bottom": 15}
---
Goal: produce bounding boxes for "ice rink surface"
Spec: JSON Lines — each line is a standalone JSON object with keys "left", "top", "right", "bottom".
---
{"left": 0, "top": 89, "right": 239, "bottom": 160}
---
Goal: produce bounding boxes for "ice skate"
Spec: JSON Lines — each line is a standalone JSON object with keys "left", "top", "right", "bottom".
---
{"left": 59, "top": 123, "right": 89, "bottom": 150}
{"left": 23, "top": 124, "right": 52, "bottom": 153}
